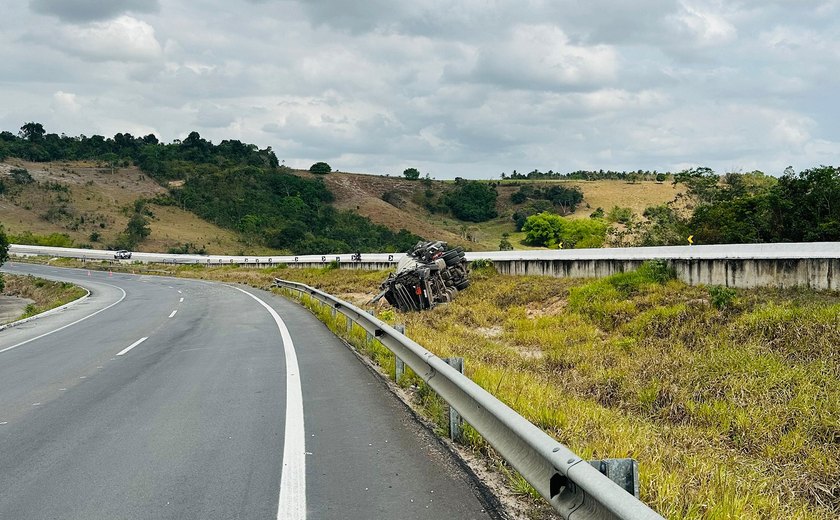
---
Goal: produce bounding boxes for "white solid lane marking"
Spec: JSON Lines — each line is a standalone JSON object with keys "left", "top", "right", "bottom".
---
{"left": 231, "top": 286, "right": 306, "bottom": 520}
{"left": 117, "top": 337, "right": 148, "bottom": 356}
{"left": 168, "top": 310, "right": 177, "bottom": 318}
{"left": 179, "top": 297, "right": 184, "bottom": 303}
{"left": 0, "top": 284, "right": 128, "bottom": 354}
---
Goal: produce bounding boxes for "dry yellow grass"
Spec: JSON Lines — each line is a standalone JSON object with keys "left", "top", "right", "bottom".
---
{"left": 0, "top": 160, "right": 245, "bottom": 253}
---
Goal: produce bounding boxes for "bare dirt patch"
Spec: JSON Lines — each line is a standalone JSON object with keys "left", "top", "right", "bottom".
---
{"left": 525, "top": 296, "right": 567, "bottom": 318}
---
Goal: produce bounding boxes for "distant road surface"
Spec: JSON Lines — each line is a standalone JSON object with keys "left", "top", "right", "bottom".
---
{"left": 0, "top": 263, "right": 499, "bottom": 520}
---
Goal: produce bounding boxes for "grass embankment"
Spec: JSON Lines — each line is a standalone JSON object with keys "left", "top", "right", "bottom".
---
{"left": 264, "top": 264, "right": 840, "bottom": 519}
{"left": 2, "top": 274, "right": 88, "bottom": 322}
{"left": 31, "top": 257, "right": 840, "bottom": 518}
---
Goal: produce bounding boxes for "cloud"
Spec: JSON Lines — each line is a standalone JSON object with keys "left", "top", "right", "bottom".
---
{"left": 52, "top": 91, "right": 81, "bottom": 113}
{"left": 29, "top": 0, "right": 159, "bottom": 23}
{"left": 1, "top": 0, "right": 837, "bottom": 178}
{"left": 53, "top": 16, "right": 163, "bottom": 62}
{"left": 470, "top": 25, "right": 618, "bottom": 91}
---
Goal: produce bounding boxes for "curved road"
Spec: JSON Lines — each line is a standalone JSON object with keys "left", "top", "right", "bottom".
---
{"left": 0, "top": 263, "right": 499, "bottom": 520}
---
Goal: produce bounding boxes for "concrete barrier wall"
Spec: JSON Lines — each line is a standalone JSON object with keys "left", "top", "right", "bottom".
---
{"left": 488, "top": 258, "right": 840, "bottom": 290}
{"left": 319, "top": 257, "right": 840, "bottom": 290}
{"left": 12, "top": 243, "right": 840, "bottom": 290}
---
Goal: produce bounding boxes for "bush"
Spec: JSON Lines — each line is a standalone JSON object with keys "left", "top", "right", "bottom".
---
{"left": 607, "top": 206, "right": 634, "bottom": 224}
{"left": 309, "top": 162, "right": 332, "bottom": 174}
{"left": 521, "top": 212, "right": 607, "bottom": 248}
{"left": 709, "top": 285, "right": 737, "bottom": 310}
{"left": 402, "top": 168, "right": 420, "bottom": 180}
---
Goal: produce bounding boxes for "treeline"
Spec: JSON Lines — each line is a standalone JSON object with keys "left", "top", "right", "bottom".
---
{"left": 1, "top": 123, "right": 420, "bottom": 253}
{"left": 504, "top": 168, "right": 670, "bottom": 182}
{"left": 643, "top": 166, "right": 840, "bottom": 245}
{"left": 515, "top": 166, "right": 840, "bottom": 249}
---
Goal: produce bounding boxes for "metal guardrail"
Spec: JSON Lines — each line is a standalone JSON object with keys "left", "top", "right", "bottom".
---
{"left": 273, "top": 278, "right": 664, "bottom": 520}
{"left": 11, "top": 242, "right": 840, "bottom": 266}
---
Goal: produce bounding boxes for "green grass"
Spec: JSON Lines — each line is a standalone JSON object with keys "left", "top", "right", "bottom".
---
{"left": 2, "top": 274, "right": 87, "bottom": 321}
{"left": 272, "top": 264, "right": 840, "bottom": 519}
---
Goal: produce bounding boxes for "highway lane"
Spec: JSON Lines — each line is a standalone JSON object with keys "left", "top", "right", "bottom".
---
{"left": 0, "top": 263, "right": 498, "bottom": 519}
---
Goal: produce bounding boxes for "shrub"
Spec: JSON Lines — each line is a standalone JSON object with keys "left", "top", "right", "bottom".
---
{"left": 709, "top": 285, "right": 737, "bottom": 310}
{"left": 521, "top": 212, "right": 607, "bottom": 248}
{"left": 309, "top": 162, "right": 332, "bottom": 174}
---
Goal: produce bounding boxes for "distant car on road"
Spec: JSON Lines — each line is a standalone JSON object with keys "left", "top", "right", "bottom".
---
{"left": 114, "top": 250, "right": 132, "bottom": 259}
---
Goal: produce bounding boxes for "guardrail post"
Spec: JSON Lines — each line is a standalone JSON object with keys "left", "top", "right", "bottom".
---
{"left": 345, "top": 315, "right": 353, "bottom": 334}
{"left": 394, "top": 324, "right": 406, "bottom": 382}
{"left": 589, "top": 458, "right": 641, "bottom": 498}
{"left": 443, "top": 357, "right": 464, "bottom": 442}
{"left": 364, "top": 310, "right": 376, "bottom": 344}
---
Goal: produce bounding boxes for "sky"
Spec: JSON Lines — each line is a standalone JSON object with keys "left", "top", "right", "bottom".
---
{"left": 1, "top": 0, "right": 838, "bottom": 178}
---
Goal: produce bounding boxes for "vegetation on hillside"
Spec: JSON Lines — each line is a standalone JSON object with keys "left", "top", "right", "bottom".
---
{"left": 632, "top": 167, "right": 840, "bottom": 245}
{"left": 1, "top": 124, "right": 420, "bottom": 253}
{"left": 521, "top": 212, "right": 607, "bottom": 248}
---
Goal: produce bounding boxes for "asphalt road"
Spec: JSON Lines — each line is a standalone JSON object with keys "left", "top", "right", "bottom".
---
{"left": 0, "top": 263, "right": 499, "bottom": 520}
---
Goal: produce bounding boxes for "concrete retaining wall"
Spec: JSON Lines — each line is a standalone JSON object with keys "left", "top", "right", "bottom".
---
{"left": 315, "top": 257, "right": 840, "bottom": 290}
{"left": 489, "top": 258, "right": 840, "bottom": 290}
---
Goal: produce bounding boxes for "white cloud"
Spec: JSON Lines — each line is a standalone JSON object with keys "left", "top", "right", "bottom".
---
{"left": 56, "top": 15, "right": 162, "bottom": 62}
{"left": 52, "top": 91, "right": 81, "bottom": 113}
{"left": 472, "top": 24, "right": 618, "bottom": 90}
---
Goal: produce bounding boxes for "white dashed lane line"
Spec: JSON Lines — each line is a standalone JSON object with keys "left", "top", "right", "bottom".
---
{"left": 179, "top": 297, "right": 184, "bottom": 303}
{"left": 169, "top": 310, "right": 177, "bottom": 318}
{"left": 117, "top": 337, "right": 148, "bottom": 356}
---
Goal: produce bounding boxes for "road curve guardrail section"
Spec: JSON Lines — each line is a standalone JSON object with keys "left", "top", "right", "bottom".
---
{"left": 10, "top": 242, "right": 840, "bottom": 267}
{"left": 273, "top": 278, "right": 665, "bottom": 520}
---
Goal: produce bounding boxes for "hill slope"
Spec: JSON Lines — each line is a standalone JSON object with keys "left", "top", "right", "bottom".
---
{"left": 302, "top": 169, "right": 678, "bottom": 250}
{"left": 1, "top": 159, "right": 679, "bottom": 253}
{"left": 0, "top": 159, "right": 244, "bottom": 253}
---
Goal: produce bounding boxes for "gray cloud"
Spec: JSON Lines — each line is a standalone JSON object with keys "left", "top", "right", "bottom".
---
{"left": 29, "top": 0, "right": 159, "bottom": 23}
{"left": 1, "top": 0, "right": 838, "bottom": 178}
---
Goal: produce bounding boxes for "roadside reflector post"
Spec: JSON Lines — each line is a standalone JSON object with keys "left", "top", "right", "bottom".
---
{"left": 443, "top": 357, "right": 464, "bottom": 442}
{"left": 394, "top": 324, "right": 406, "bottom": 382}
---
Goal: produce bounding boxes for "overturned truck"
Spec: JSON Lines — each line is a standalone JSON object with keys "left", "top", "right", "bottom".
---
{"left": 371, "top": 241, "right": 470, "bottom": 312}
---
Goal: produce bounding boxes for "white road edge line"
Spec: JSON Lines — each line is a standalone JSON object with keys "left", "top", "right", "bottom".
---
{"left": 231, "top": 286, "right": 306, "bottom": 520}
{"left": 0, "top": 284, "right": 128, "bottom": 355}
{"left": 117, "top": 337, "right": 148, "bottom": 356}
{"left": 169, "top": 310, "right": 177, "bottom": 318}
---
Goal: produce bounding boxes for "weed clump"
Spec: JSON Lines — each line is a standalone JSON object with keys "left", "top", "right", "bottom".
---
{"left": 709, "top": 285, "right": 737, "bottom": 310}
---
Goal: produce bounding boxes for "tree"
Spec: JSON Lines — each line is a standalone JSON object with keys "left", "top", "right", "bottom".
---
{"left": 444, "top": 180, "right": 498, "bottom": 222}
{"left": 403, "top": 167, "right": 420, "bottom": 180}
{"left": 636, "top": 204, "right": 690, "bottom": 246}
{"left": 19, "top": 122, "right": 46, "bottom": 142}
{"left": 499, "top": 233, "right": 514, "bottom": 251}
{"left": 309, "top": 162, "right": 332, "bottom": 174}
